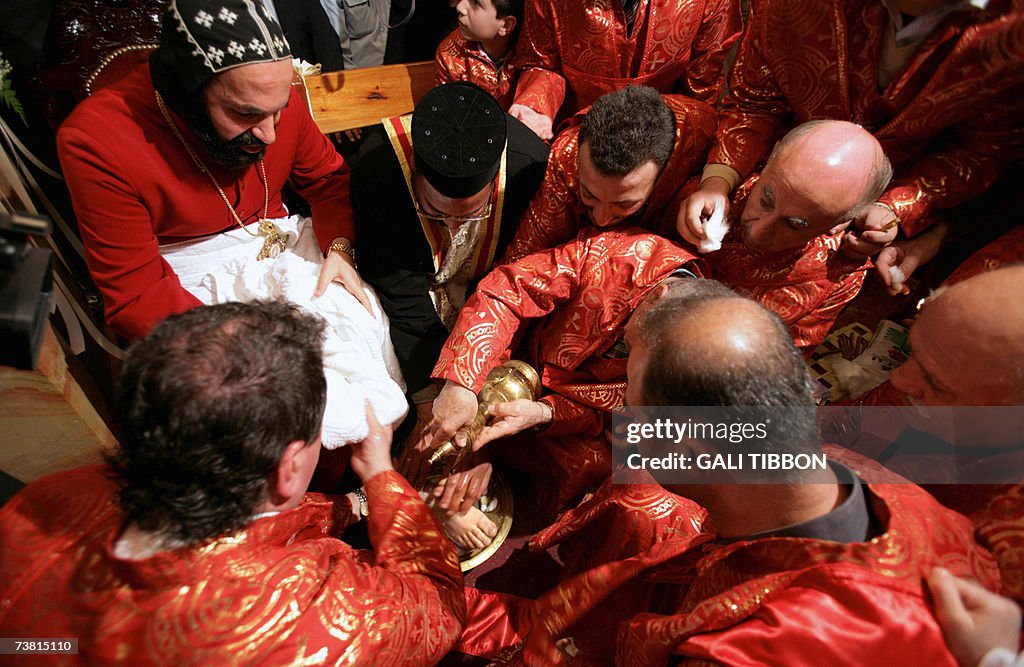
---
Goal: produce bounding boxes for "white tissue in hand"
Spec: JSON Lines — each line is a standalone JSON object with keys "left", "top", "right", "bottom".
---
{"left": 698, "top": 205, "right": 728, "bottom": 253}
{"left": 889, "top": 265, "right": 906, "bottom": 293}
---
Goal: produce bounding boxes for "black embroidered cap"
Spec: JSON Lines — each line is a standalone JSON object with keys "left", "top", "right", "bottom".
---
{"left": 412, "top": 82, "right": 507, "bottom": 199}
{"left": 151, "top": 0, "right": 291, "bottom": 108}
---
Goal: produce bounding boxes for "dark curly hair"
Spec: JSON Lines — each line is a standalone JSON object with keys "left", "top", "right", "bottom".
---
{"left": 578, "top": 86, "right": 676, "bottom": 176}
{"left": 108, "top": 301, "right": 327, "bottom": 545}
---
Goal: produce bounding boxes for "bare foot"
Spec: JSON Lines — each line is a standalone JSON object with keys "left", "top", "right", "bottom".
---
{"left": 442, "top": 505, "right": 498, "bottom": 552}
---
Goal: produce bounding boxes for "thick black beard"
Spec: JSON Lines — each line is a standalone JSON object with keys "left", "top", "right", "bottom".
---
{"left": 180, "top": 105, "right": 266, "bottom": 170}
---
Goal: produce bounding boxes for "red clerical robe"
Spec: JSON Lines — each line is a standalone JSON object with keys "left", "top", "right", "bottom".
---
{"left": 435, "top": 29, "right": 519, "bottom": 110}
{"left": 710, "top": 0, "right": 1024, "bottom": 236}
{"left": 57, "top": 65, "right": 352, "bottom": 340}
{"left": 846, "top": 383, "right": 1024, "bottom": 603}
{"left": 433, "top": 228, "right": 705, "bottom": 512}
{"left": 850, "top": 234, "right": 1024, "bottom": 602}
{"left": 508, "top": 481, "right": 998, "bottom": 666}
{"left": 502, "top": 95, "right": 717, "bottom": 264}
{"left": 512, "top": 0, "right": 741, "bottom": 122}
{"left": 973, "top": 485, "right": 1024, "bottom": 604}
{"left": 529, "top": 471, "right": 708, "bottom": 581}
{"left": 0, "top": 466, "right": 465, "bottom": 665}
{"left": 708, "top": 179, "right": 870, "bottom": 352}
{"left": 944, "top": 224, "right": 1024, "bottom": 287}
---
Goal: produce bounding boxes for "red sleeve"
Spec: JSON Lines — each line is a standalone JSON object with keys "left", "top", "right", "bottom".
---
{"left": 665, "top": 583, "right": 959, "bottom": 667}
{"left": 680, "top": 0, "right": 743, "bottom": 104}
{"left": 435, "top": 30, "right": 462, "bottom": 85}
{"left": 317, "top": 469, "right": 466, "bottom": 663}
{"left": 511, "top": 0, "right": 567, "bottom": 119}
{"left": 57, "top": 125, "right": 202, "bottom": 341}
{"left": 542, "top": 394, "right": 608, "bottom": 438}
{"left": 707, "top": 1, "right": 792, "bottom": 179}
{"left": 500, "top": 128, "right": 580, "bottom": 263}
{"left": 285, "top": 85, "right": 354, "bottom": 250}
{"left": 880, "top": 117, "right": 1024, "bottom": 237}
{"left": 432, "top": 237, "right": 590, "bottom": 393}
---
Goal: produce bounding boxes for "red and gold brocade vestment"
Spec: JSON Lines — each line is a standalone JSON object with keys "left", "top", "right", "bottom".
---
{"left": 848, "top": 230, "right": 1024, "bottom": 604}
{"left": 435, "top": 29, "right": 519, "bottom": 110}
{"left": 0, "top": 466, "right": 465, "bottom": 666}
{"left": 502, "top": 95, "right": 717, "bottom": 264}
{"left": 710, "top": 0, "right": 1024, "bottom": 236}
{"left": 511, "top": 480, "right": 998, "bottom": 666}
{"left": 433, "top": 228, "right": 706, "bottom": 512}
{"left": 512, "top": 0, "right": 741, "bottom": 122}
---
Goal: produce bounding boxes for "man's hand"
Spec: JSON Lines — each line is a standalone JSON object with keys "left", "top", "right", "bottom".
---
{"left": 428, "top": 381, "right": 480, "bottom": 449}
{"left": 349, "top": 403, "right": 395, "bottom": 483}
{"left": 329, "top": 128, "right": 364, "bottom": 143}
{"left": 875, "top": 222, "right": 947, "bottom": 296}
{"left": 397, "top": 401, "right": 437, "bottom": 490}
{"left": 928, "top": 567, "right": 1021, "bottom": 667}
{"left": 433, "top": 451, "right": 493, "bottom": 514}
{"left": 472, "top": 399, "right": 552, "bottom": 450}
{"left": 510, "top": 104, "right": 554, "bottom": 141}
{"left": 315, "top": 241, "right": 374, "bottom": 315}
{"left": 842, "top": 203, "right": 899, "bottom": 259}
{"left": 677, "top": 177, "right": 731, "bottom": 246}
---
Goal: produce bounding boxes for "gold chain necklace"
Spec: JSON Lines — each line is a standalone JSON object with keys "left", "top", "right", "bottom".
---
{"left": 155, "top": 91, "right": 287, "bottom": 261}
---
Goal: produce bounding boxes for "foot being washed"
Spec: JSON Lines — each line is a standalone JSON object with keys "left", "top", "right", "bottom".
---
{"left": 441, "top": 505, "right": 498, "bottom": 552}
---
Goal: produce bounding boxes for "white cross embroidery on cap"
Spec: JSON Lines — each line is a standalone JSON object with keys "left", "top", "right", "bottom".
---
{"left": 248, "top": 38, "right": 267, "bottom": 56}
{"left": 227, "top": 40, "right": 245, "bottom": 58}
{"left": 195, "top": 10, "right": 214, "bottom": 28}
{"left": 218, "top": 7, "right": 239, "bottom": 24}
{"left": 206, "top": 45, "right": 225, "bottom": 65}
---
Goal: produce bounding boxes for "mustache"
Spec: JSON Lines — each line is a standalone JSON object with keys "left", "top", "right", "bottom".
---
{"left": 229, "top": 130, "right": 266, "bottom": 148}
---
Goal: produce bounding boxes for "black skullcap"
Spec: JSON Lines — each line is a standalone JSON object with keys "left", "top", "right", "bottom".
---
{"left": 151, "top": 0, "right": 291, "bottom": 110}
{"left": 412, "top": 82, "right": 507, "bottom": 199}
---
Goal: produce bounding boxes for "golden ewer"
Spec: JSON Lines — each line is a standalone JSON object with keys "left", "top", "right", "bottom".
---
{"left": 428, "top": 360, "right": 542, "bottom": 466}
{"left": 428, "top": 360, "right": 541, "bottom": 571}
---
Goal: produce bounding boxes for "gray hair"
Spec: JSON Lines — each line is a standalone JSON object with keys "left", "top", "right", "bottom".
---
{"left": 769, "top": 120, "right": 893, "bottom": 224}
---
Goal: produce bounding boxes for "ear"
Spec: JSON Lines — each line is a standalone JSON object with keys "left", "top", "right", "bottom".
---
{"left": 646, "top": 280, "right": 674, "bottom": 303}
{"left": 498, "top": 15, "right": 517, "bottom": 37}
{"left": 273, "top": 439, "right": 312, "bottom": 502}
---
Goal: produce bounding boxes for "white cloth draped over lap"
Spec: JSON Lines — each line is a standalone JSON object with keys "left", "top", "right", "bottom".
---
{"left": 160, "top": 215, "right": 408, "bottom": 448}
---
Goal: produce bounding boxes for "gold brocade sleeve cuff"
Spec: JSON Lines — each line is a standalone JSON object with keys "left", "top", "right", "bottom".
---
{"left": 701, "top": 163, "right": 741, "bottom": 192}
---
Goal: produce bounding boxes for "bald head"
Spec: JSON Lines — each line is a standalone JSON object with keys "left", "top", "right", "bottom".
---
{"left": 623, "top": 279, "right": 819, "bottom": 482}
{"left": 774, "top": 120, "right": 889, "bottom": 216}
{"left": 891, "top": 265, "right": 1024, "bottom": 406}
{"left": 740, "top": 120, "right": 892, "bottom": 252}
{"left": 632, "top": 279, "right": 815, "bottom": 407}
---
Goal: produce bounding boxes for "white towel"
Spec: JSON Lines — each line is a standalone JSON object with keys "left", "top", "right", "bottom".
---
{"left": 161, "top": 216, "right": 408, "bottom": 448}
{"left": 697, "top": 203, "right": 729, "bottom": 254}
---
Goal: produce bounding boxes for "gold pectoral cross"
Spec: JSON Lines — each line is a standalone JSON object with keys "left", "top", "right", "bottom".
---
{"left": 256, "top": 219, "right": 288, "bottom": 261}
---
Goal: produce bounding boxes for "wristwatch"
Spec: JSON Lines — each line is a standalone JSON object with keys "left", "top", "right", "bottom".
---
{"left": 353, "top": 487, "right": 369, "bottom": 518}
{"left": 327, "top": 237, "right": 356, "bottom": 262}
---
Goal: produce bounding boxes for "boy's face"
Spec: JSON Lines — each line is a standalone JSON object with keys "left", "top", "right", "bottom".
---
{"left": 456, "top": 0, "right": 511, "bottom": 42}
